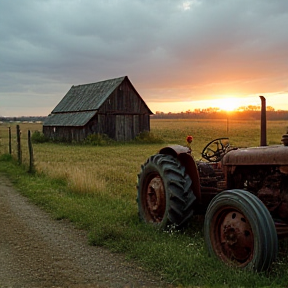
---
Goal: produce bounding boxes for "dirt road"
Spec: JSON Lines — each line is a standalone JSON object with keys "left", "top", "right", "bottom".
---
{"left": 0, "top": 174, "right": 169, "bottom": 288}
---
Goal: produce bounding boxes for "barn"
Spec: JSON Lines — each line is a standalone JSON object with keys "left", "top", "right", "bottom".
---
{"left": 43, "top": 76, "right": 153, "bottom": 142}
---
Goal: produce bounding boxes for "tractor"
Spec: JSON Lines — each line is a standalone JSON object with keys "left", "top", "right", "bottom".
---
{"left": 137, "top": 96, "right": 288, "bottom": 271}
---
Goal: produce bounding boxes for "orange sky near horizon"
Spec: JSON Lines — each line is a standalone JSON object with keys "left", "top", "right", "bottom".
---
{"left": 1, "top": 91, "right": 287, "bottom": 117}
{"left": 147, "top": 93, "right": 288, "bottom": 114}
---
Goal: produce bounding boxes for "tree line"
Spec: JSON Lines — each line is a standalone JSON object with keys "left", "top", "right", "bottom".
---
{"left": 0, "top": 116, "right": 46, "bottom": 123}
{"left": 153, "top": 108, "right": 288, "bottom": 120}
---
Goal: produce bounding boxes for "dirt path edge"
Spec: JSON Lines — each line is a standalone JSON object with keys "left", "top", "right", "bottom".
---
{"left": 0, "top": 174, "right": 171, "bottom": 288}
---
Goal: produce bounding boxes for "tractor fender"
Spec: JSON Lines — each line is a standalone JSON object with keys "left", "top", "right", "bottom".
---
{"left": 159, "top": 145, "right": 201, "bottom": 201}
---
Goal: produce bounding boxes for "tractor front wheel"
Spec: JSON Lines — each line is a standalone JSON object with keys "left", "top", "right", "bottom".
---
{"left": 204, "top": 189, "right": 278, "bottom": 271}
{"left": 137, "top": 154, "right": 196, "bottom": 230}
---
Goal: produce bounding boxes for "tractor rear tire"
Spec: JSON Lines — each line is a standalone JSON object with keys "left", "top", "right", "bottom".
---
{"left": 137, "top": 154, "right": 196, "bottom": 230}
{"left": 204, "top": 189, "right": 278, "bottom": 271}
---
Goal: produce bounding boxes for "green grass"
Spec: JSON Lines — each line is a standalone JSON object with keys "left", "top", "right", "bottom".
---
{"left": 1, "top": 119, "right": 288, "bottom": 287}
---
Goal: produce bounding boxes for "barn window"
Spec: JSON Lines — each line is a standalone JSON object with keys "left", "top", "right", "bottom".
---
{"left": 53, "top": 127, "right": 56, "bottom": 133}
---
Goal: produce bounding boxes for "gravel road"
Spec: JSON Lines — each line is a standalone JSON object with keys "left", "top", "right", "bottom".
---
{"left": 0, "top": 174, "right": 171, "bottom": 288}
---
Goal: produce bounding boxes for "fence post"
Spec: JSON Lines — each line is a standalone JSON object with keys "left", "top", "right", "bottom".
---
{"left": 16, "top": 125, "right": 22, "bottom": 165}
{"left": 8, "top": 126, "right": 12, "bottom": 154}
{"left": 28, "top": 130, "right": 34, "bottom": 173}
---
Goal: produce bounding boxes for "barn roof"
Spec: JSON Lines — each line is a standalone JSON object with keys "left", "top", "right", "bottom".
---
{"left": 43, "top": 111, "right": 97, "bottom": 127}
{"left": 52, "top": 76, "right": 126, "bottom": 113}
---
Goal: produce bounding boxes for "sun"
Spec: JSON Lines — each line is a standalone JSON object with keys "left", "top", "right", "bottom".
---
{"left": 217, "top": 97, "right": 240, "bottom": 112}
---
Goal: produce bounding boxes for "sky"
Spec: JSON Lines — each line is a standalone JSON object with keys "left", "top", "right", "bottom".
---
{"left": 1, "top": 0, "right": 288, "bottom": 116}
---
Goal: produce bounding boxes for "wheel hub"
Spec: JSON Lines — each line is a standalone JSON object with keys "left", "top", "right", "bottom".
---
{"left": 217, "top": 211, "right": 254, "bottom": 265}
{"left": 223, "top": 226, "right": 237, "bottom": 245}
{"left": 146, "top": 176, "right": 165, "bottom": 222}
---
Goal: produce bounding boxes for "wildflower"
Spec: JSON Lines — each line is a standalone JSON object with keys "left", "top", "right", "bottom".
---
{"left": 186, "top": 135, "right": 193, "bottom": 152}
{"left": 186, "top": 135, "right": 193, "bottom": 143}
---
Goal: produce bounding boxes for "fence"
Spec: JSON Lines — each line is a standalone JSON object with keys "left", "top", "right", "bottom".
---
{"left": 0, "top": 123, "right": 40, "bottom": 173}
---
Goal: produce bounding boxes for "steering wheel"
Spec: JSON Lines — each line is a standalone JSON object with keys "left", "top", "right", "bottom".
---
{"left": 201, "top": 138, "right": 230, "bottom": 162}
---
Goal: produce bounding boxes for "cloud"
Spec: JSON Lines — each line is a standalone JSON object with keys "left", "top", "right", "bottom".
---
{"left": 0, "top": 0, "right": 288, "bottom": 115}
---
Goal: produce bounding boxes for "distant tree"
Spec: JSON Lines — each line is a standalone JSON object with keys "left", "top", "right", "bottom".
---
{"left": 246, "top": 105, "right": 260, "bottom": 111}
{"left": 237, "top": 106, "right": 246, "bottom": 111}
{"left": 267, "top": 106, "right": 275, "bottom": 111}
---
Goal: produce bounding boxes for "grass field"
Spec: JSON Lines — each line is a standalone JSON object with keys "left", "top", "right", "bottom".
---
{"left": 1, "top": 119, "right": 288, "bottom": 287}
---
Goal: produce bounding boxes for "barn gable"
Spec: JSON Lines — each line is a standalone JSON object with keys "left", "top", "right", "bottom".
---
{"left": 43, "top": 76, "right": 153, "bottom": 142}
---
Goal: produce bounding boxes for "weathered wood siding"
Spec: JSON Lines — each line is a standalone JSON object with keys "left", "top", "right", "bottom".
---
{"left": 43, "top": 126, "right": 89, "bottom": 142}
{"left": 98, "top": 79, "right": 149, "bottom": 114}
{"left": 95, "top": 78, "right": 151, "bottom": 141}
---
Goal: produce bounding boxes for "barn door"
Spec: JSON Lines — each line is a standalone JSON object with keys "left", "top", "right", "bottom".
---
{"left": 115, "top": 115, "right": 134, "bottom": 141}
{"left": 116, "top": 115, "right": 125, "bottom": 141}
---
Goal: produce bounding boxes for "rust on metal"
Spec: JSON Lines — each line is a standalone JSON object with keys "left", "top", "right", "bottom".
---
{"left": 210, "top": 208, "right": 254, "bottom": 267}
{"left": 159, "top": 145, "right": 191, "bottom": 156}
{"left": 145, "top": 175, "right": 166, "bottom": 223}
{"left": 280, "top": 166, "right": 288, "bottom": 174}
{"left": 222, "top": 145, "right": 288, "bottom": 166}
{"left": 257, "top": 187, "right": 281, "bottom": 212}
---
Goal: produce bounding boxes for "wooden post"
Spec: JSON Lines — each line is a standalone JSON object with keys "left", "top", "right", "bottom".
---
{"left": 28, "top": 130, "right": 34, "bottom": 173}
{"left": 16, "top": 125, "right": 22, "bottom": 164}
{"left": 8, "top": 127, "right": 12, "bottom": 154}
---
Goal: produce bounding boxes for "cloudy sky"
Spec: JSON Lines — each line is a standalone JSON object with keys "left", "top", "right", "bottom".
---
{"left": 1, "top": 0, "right": 288, "bottom": 116}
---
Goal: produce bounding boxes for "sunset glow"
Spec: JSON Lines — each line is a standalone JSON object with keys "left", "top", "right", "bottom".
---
{"left": 216, "top": 97, "right": 241, "bottom": 112}
{"left": 148, "top": 94, "right": 288, "bottom": 114}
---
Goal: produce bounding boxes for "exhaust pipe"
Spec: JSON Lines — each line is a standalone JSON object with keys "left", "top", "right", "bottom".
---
{"left": 259, "top": 96, "right": 267, "bottom": 146}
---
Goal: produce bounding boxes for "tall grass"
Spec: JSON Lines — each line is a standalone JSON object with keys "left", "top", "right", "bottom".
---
{"left": 1, "top": 119, "right": 288, "bottom": 287}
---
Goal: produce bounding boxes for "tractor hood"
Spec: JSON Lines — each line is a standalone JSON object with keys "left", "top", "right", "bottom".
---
{"left": 222, "top": 145, "right": 288, "bottom": 166}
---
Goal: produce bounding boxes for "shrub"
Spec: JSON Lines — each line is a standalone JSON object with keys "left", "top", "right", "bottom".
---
{"left": 31, "top": 131, "right": 49, "bottom": 143}
{"left": 83, "top": 133, "right": 114, "bottom": 146}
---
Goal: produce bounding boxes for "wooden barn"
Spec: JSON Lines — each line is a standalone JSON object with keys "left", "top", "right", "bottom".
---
{"left": 43, "top": 76, "right": 153, "bottom": 142}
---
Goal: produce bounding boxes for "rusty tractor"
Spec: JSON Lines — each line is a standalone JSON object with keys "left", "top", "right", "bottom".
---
{"left": 137, "top": 96, "right": 288, "bottom": 271}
